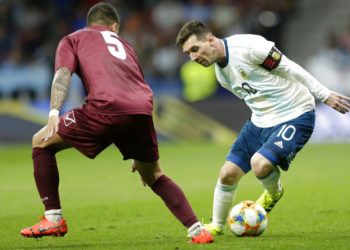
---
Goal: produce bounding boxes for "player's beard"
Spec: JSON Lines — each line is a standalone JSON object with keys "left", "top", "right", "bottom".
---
{"left": 196, "top": 58, "right": 210, "bottom": 67}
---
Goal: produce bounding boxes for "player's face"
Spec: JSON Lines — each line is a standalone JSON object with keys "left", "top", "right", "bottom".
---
{"left": 182, "top": 34, "right": 216, "bottom": 67}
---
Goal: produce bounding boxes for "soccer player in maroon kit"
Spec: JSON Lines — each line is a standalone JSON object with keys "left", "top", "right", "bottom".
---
{"left": 20, "top": 2, "right": 213, "bottom": 244}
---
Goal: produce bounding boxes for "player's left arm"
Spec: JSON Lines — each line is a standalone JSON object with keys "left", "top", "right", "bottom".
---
{"left": 276, "top": 55, "right": 350, "bottom": 114}
{"left": 250, "top": 37, "right": 350, "bottom": 114}
{"left": 323, "top": 91, "right": 350, "bottom": 114}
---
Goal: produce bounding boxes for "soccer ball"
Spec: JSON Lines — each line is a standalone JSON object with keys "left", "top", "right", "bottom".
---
{"left": 228, "top": 200, "right": 268, "bottom": 236}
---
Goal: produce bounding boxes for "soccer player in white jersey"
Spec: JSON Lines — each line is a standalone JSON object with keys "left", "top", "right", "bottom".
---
{"left": 176, "top": 20, "right": 350, "bottom": 235}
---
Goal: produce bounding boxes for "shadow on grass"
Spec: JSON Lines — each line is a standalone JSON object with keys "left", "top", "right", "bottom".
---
{"left": 14, "top": 243, "right": 125, "bottom": 249}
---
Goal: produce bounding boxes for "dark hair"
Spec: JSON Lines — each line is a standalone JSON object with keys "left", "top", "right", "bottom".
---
{"left": 176, "top": 20, "right": 212, "bottom": 49}
{"left": 87, "top": 2, "right": 120, "bottom": 26}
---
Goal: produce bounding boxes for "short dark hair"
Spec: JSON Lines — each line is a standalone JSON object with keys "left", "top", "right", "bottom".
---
{"left": 176, "top": 20, "right": 212, "bottom": 49}
{"left": 87, "top": 2, "right": 120, "bottom": 26}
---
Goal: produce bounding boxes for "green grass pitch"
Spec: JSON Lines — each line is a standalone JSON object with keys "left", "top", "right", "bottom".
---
{"left": 1, "top": 142, "right": 349, "bottom": 249}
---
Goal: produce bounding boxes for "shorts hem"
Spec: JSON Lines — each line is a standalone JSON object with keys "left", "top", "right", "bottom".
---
{"left": 57, "top": 131, "right": 97, "bottom": 159}
{"left": 257, "top": 148, "right": 279, "bottom": 166}
{"left": 226, "top": 154, "right": 251, "bottom": 173}
{"left": 258, "top": 147, "right": 289, "bottom": 170}
{"left": 123, "top": 155, "right": 160, "bottom": 163}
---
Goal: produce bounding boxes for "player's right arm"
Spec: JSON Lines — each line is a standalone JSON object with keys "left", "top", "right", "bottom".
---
{"left": 42, "top": 67, "right": 72, "bottom": 142}
{"left": 42, "top": 35, "right": 77, "bottom": 142}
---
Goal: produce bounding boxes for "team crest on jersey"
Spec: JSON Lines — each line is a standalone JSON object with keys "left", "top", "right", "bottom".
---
{"left": 261, "top": 46, "right": 282, "bottom": 71}
{"left": 238, "top": 68, "right": 248, "bottom": 80}
{"left": 63, "top": 111, "right": 76, "bottom": 127}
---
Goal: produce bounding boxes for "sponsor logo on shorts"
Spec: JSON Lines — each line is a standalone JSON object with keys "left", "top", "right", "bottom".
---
{"left": 274, "top": 140, "right": 283, "bottom": 149}
{"left": 63, "top": 111, "right": 76, "bottom": 127}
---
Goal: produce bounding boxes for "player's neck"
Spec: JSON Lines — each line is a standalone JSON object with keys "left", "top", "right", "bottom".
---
{"left": 216, "top": 39, "right": 227, "bottom": 65}
{"left": 88, "top": 23, "right": 117, "bottom": 33}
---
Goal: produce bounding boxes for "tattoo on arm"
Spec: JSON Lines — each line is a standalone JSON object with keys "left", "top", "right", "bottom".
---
{"left": 50, "top": 67, "right": 71, "bottom": 111}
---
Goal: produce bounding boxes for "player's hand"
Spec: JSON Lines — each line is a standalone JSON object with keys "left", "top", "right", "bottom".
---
{"left": 41, "top": 116, "right": 60, "bottom": 142}
{"left": 324, "top": 91, "right": 350, "bottom": 114}
{"left": 131, "top": 160, "right": 147, "bottom": 187}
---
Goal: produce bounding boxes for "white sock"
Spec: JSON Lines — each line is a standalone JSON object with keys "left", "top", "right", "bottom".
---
{"left": 45, "top": 209, "right": 63, "bottom": 223}
{"left": 258, "top": 167, "right": 282, "bottom": 194}
{"left": 187, "top": 222, "right": 203, "bottom": 237}
{"left": 212, "top": 180, "right": 238, "bottom": 228}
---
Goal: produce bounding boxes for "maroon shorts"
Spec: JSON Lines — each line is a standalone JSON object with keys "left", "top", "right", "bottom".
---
{"left": 57, "top": 107, "right": 159, "bottom": 162}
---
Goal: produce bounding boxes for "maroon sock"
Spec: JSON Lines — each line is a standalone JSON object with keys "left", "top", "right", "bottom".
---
{"left": 32, "top": 147, "right": 61, "bottom": 210}
{"left": 151, "top": 175, "right": 198, "bottom": 228}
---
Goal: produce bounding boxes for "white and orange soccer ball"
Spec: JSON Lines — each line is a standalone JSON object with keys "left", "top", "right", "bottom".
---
{"left": 228, "top": 200, "right": 268, "bottom": 236}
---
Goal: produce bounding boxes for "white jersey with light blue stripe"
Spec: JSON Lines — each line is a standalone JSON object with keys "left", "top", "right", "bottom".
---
{"left": 215, "top": 35, "right": 330, "bottom": 128}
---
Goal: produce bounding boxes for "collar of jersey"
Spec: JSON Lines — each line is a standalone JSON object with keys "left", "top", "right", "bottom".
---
{"left": 217, "top": 38, "right": 229, "bottom": 68}
{"left": 86, "top": 25, "right": 113, "bottom": 32}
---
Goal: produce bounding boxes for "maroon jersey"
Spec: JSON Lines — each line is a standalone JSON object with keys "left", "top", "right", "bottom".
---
{"left": 55, "top": 25, "right": 153, "bottom": 115}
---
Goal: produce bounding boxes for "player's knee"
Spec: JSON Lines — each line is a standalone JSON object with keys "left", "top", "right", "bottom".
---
{"left": 136, "top": 160, "right": 164, "bottom": 186}
{"left": 219, "top": 163, "right": 243, "bottom": 185}
{"left": 32, "top": 132, "right": 42, "bottom": 148}
{"left": 250, "top": 153, "right": 273, "bottom": 177}
{"left": 148, "top": 168, "right": 164, "bottom": 185}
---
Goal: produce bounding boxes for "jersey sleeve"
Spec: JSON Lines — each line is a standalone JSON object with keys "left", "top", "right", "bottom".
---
{"left": 55, "top": 36, "right": 77, "bottom": 73}
{"left": 276, "top": 55, "right": 331, "bottom": 101}
{"left": 250, "top": 36, "right": 330, "bottom": 101}
{"left": 249, "top": 36, "right": 281, "bottom": 71}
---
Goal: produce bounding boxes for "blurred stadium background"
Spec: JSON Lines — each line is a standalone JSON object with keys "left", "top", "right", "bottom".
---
{"left": 0, "top": 0, "right": 350, "bottom": 144}
{"left": 1, "top": 1, "right": 350, "bottom": 248}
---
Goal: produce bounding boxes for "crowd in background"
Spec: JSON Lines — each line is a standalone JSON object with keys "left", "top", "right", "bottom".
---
{"left": 306, "top": 26, "right": 350, "bottom": 96}
{"left": 1, "top": 0, "right": 350, "bottom": 103}
{"left": 0, "top": 0, "right": 296, "bottom": 101}
{"left": 1, "top": 0, "right": 349, "bottom": 143}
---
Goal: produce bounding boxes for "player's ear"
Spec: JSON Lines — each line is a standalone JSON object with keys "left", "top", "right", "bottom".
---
{"left": 111, "top": 23, "right": 119, "bottom": 34}
{"left": 207, "top": 34, "right": 215, "bottom": 44}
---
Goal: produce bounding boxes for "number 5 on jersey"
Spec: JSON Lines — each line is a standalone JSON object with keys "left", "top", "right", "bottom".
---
{"left": 100, "top": 31, "right": 126, "bottom": 60}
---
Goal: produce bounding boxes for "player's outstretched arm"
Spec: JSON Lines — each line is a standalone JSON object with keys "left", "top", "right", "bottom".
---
{"left": 324, "top": 91, "right": 350, "bottom": 114}
{"left": 42, "top": 67, "right": 71, "bottom": 142}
